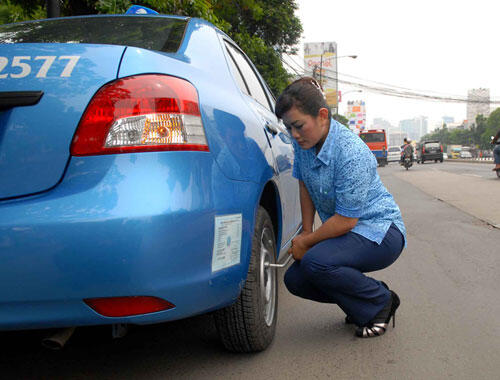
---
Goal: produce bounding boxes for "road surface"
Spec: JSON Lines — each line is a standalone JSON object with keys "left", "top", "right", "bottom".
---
{"left": 0, "top": 162, "right": 499, "bottom": 379}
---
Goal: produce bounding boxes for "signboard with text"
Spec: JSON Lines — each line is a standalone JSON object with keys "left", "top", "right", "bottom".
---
{"left": 304, "top": 42, "right": 338, "bottom": 110}
{"left": 346, "top": 100, "right": 366, "bottom": 134}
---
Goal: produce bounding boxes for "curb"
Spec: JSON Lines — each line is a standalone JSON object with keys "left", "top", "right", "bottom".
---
{"left": 444, "top": 159, "right": 494, "bottom": 164}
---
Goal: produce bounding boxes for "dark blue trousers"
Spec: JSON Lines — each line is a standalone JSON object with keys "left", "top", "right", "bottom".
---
{"left": 284, "top": 223, "right": 404, "bottom": 327}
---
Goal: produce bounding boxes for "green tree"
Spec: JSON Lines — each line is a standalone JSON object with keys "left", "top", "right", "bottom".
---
{"left": 483, "top": 107, "right": 500, "bottom": 147}
{"left": 333, "top": 114, "right": 349, "bottom": 126}
{"left": 0, "top": 0, "right": 302, "bottom": 96}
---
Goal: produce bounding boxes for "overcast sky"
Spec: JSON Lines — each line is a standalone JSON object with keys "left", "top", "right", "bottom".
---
{"left": 291, "top": 0, "right": 499, "bottom": 130}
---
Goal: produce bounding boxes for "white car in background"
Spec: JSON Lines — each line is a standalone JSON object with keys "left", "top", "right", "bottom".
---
{"left": 460, "top": 150, "right": 473, "bottom": 159}
{"left": 387, "top": 146, "right": 402, "bottom": 162}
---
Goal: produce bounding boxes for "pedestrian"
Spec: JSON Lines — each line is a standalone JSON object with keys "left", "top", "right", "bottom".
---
{"left": 274, "top": 77, "right": 406, "bottom": 338}
{"left": 491, "top": 129, "right": 500, "bottom": 171}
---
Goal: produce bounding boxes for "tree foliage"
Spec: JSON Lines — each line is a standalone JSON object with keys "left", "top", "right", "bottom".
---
{"left": 420, "top": 108, "right": 500, "bottom": 150}
{"left": 0, "top": 0, "right": 302, "bottom": 96}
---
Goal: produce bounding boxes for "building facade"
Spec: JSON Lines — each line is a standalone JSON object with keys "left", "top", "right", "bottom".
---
{"left": 372, "top": 117, "right": 393, "bottom": 131}
{"left": 466, "top": 88, "right": 490, "bottom": 128}
{"left": 398, "top": 116, "right": 428, "bottom": 142}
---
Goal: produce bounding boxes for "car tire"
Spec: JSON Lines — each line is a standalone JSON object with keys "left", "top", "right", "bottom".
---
{"left": 440, "top": 158, "right": 443, "bottom": 163}
{"left": 214, "top": 206, "right": 278, "bottom": 352}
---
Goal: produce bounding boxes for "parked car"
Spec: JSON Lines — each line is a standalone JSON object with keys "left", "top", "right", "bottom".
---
{"left": 387, "top": 146, "right": 402, "bottom": 162}
{"left": 417, "top": 140, "right": 443, "bottom": 163}
{"left": 460, "top": 150, "right": 473, "bottom": 159}
{"left": 0, "top": 9, "right": 302, "bottom": 352}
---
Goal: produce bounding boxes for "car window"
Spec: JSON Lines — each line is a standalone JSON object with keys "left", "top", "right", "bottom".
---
{"left": 388, "top": 147, "right": 400, "bottom": 152}
{"left": 0, "top": 16, "right": 187, "bottom": 53}
{"left": 225, "top": 46, "right": 250, "bottom": 96}
{"left": 424, "top": 142, "right": 440, "bottom": 149}
{"left": 359, "top": 133, "right": 385, "bottom": 143}
{"left": 224, "top": 41, "right": 271, "bottom": 111}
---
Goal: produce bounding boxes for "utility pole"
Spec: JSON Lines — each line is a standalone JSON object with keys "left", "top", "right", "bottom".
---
{"left": 319, "top": 54, "right": 323, "bottom": 87}
{"left": 46, "top": 0, "right": 60, "bottom": 18}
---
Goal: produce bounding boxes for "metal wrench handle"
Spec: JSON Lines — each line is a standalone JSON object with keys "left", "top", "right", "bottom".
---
{"left": 266, "top": 254, "right": 294, "bottom": 268}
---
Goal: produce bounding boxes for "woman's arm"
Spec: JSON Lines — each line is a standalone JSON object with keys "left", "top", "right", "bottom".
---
{"left": 299, "top": 180, "right": 316, "bottom": 233}
{"left": 303, "top": 213, "right": 357, "bottom": 246}
{"left": 290, "top": 213, "right": 358, "bottom": 260}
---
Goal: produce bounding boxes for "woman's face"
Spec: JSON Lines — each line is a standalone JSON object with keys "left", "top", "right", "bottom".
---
{"left": 282, "top": 106, "right": 330, "bottom": 150}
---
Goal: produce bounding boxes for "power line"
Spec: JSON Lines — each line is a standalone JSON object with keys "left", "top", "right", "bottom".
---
{"left": 280, "top": 55, "right": 500, "bottom": 105}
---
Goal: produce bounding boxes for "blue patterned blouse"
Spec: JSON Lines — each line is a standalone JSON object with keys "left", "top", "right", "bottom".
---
{"left": 292, "top": 119, "right": 406, "bottom": 245}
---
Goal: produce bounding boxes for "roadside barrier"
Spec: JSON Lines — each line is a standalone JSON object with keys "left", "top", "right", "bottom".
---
{"left": 445, "top": 158, "right": 493, "bottom": 163}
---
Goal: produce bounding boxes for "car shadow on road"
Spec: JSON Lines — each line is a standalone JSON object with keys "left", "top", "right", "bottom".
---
{"left": 0, "top": 314, "right": 238, "bottom": 379}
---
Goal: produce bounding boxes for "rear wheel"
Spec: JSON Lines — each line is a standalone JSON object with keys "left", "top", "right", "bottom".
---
{"left": 214, "top": 206, "right": 278, "bottom": 352}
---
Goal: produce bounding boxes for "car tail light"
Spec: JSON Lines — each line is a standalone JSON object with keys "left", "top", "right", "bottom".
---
{"left": 71, "top": 75, "right": 208, "bottom": 156}
{"left": 84, "top": 296, "right": 175, "bottom": 317}
{"left": 440, "top": 145, "right": 443, "bottom": 152}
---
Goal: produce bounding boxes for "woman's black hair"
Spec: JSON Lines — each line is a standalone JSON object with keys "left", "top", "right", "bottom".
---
{"left": 275, "top": 77, "right": 332, "bottom": 120}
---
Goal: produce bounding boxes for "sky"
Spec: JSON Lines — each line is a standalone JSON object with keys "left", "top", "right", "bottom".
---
{"left": 290, "top": 0, "right": 500, "bottom": 131}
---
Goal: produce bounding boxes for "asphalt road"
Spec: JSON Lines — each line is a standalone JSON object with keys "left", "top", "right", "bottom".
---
{"left": 1, "top": 162, "right": 499, "bottom": 379}
{"left": 415, "top": 159, "right": 497, "bottom": 179}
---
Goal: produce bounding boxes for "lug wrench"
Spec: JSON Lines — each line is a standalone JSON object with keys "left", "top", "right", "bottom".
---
{"left": 265, "top": 254, "right": 294, "bottom": 268}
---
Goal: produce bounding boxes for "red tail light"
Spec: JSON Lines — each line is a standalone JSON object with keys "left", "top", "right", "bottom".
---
{"left": 440, "top": 145, "right": 443, "bottom": 152}
{"left": 71, "top": 75, "right": 208, "bottom": 156}
{"left": 84, "top": 296, "right": 175, "bottom": 317}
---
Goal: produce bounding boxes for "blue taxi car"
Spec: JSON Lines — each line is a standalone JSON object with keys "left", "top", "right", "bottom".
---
{"left": 0, "top": 9, "right": 301, "bottom": 352}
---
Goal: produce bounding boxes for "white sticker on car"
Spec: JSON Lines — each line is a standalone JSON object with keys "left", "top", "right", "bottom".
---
{"left": 212, "top": 214, "right": 242, "bottom": 272}
{"left": 0, "top": 55, "right": 80, "bottom": 78}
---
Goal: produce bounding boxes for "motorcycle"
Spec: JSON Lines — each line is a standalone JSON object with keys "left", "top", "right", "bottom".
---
{"left": 402, "top": 155, "right": 412, "bottom": 170}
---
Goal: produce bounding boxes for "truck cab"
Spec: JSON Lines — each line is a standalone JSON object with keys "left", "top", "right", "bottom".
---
{"left": 359, "top": 129, "right": 388, "bottom": 167}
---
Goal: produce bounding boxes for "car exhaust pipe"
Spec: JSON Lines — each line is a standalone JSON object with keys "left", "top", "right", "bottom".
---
{"left": 41, "top": 327, "right": 76, "bottom": 350}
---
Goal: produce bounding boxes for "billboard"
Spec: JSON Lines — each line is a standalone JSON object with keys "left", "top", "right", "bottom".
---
{"left": 304, "top": 42, "right": 338, "bottom": 110}
{"left": 346, "top": 100, "right": 366, "bottom": 134}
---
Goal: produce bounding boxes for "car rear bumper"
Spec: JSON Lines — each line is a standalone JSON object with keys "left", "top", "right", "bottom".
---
{"left": 0, "top": 153, "right": 259, "bottom": 330}
{"left": 421, "top": 153, "right": 443, "bottom": 161}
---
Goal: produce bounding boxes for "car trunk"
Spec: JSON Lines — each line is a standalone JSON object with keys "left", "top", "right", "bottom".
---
{"left": 0, "top": 44, "right": 124, "bottom": 199}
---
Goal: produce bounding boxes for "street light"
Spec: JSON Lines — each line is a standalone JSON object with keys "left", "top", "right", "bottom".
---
{"left": 318, "top": 54, "right": 357, "bottom": 84}
{"left": 338, "top": 89, "right": 362, "bottom": 103}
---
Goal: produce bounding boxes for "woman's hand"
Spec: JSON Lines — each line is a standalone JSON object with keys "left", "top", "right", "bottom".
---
{"left": 288, "top": 231, "right": 312, "bottom": 260}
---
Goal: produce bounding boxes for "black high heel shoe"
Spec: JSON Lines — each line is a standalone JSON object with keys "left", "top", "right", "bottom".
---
{"left": 345, "top": 281, "right": 389, "bottom": 325}
{"left": 355, "top": 290, "right": 400, "bottom": 338}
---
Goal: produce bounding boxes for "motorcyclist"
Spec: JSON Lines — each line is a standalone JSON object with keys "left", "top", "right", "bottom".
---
{"left": 492, "top": 129, "right": 500, "bottom": 171}
{"left": 400, "top": 138, "right": 414, "bottom": 165}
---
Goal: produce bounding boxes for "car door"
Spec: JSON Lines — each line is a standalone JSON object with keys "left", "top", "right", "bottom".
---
{"left": 223, "top": 40, "right": 300, "bottom": 246}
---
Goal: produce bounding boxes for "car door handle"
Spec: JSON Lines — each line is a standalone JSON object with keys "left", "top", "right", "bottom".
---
{"left": 265, "top": 121, "right": 278, "bottom": 135}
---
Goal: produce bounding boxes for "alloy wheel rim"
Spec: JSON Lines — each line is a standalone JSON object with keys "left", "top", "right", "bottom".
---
{"left": 259, "top": 226, "right": 276, "bottom": 327}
